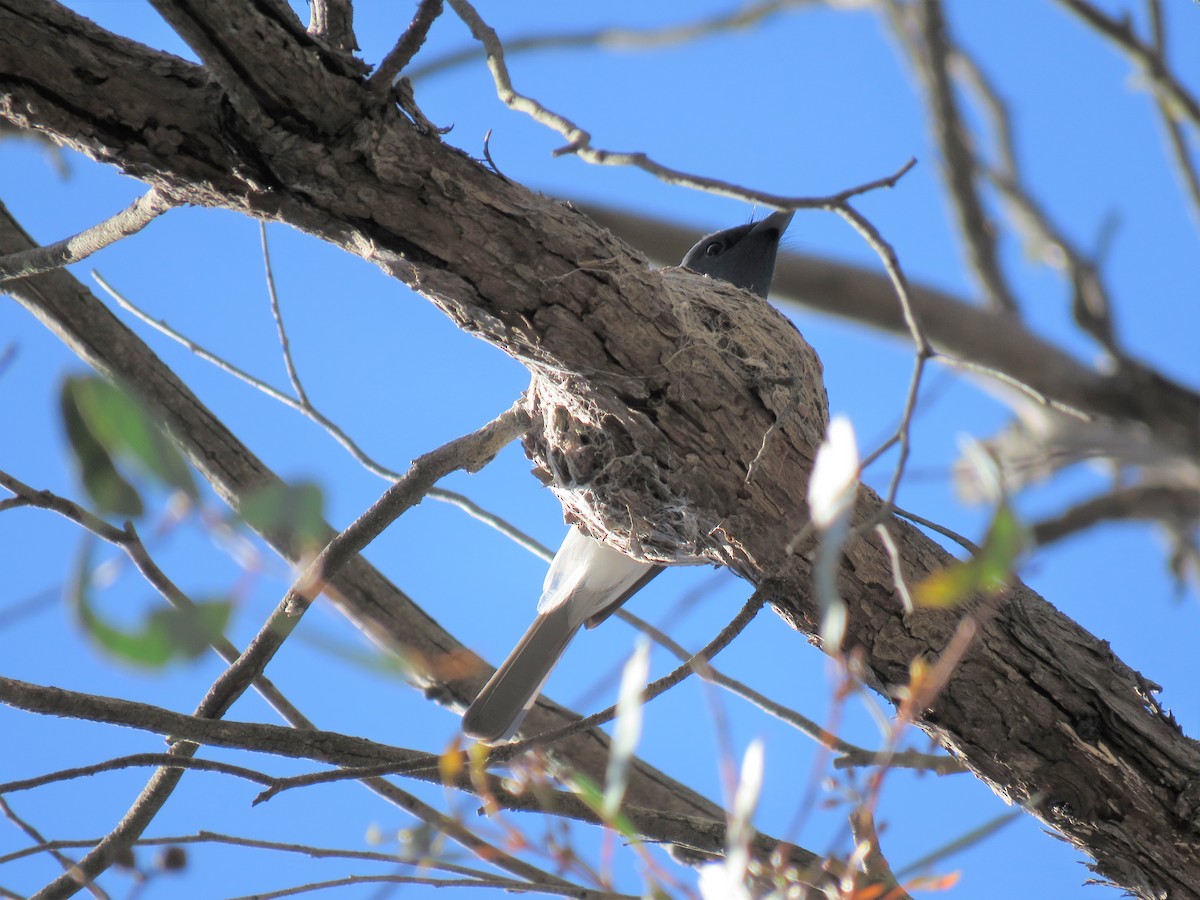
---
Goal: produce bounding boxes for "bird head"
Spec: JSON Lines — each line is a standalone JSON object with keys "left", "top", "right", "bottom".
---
{"left": 679, "top": 209, "right": 794, "bottom": 298}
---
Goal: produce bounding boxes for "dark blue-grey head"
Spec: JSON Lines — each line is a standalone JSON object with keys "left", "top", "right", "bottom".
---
{"left": 679, "top": 209, "right": 794, "bottom": 298}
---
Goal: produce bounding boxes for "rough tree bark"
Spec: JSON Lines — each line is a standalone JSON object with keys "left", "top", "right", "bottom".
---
{"left": 2, "top": 1, "right": 1198, "bottom": 896}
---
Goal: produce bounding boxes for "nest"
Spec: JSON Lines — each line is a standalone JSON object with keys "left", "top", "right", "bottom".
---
{"left": 521, "top": 266, "right": 828, "bottom": 571}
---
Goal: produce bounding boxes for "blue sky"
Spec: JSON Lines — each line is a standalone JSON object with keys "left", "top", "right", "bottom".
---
{"left": 2, "top": 2, "right": 1199, "bottom": 898}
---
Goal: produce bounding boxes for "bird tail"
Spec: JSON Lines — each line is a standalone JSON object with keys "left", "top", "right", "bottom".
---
{"left": 461, "top": 602, "right": 581, "bottom": 743}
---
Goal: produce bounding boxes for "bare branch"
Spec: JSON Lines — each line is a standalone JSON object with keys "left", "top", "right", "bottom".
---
{"left": 509, "top": 593, "right": 767, "bottom": 749}
{"left": 0, "top": 754, "right": 276, "bottom": 795}
{"left": 445, "top": 0, "right": 912, "bottom": 210}
{"left": 0, "top": 798, "right": 108, "bottom": 900}
{"left": 884, "top": 0, "right": 1018, "bottom": 313}
{"left": 1144, "top": 0, "right": 1200, "bottom": 229}
{"left": 369, "top": 0, "right": 444, "bottom": 93}
{"left": 0, "top": 675, "right": 580, "bottom": 891}
{"left": 306, "top": 0, "right": 357, "bottom": 53}
{"left": 146, "top": 0, "right": 363, "bottom": 133}
{"left": 1031, "top": 485, "right": 1200, "bottom": 547}
{"left": 1, "top": 831, "right": 503, "bottom": 881}
{"left": 259, "top": 224, "right": 309, "bottom": 405}
{"left": 0, "top": 189, "right": 174, "bottom": 283}
{"left": 224, "top": 874, "right": 626, "bottom": 900}
{"left": 619, "top": 607, "right": 961, "bottom": 774}
{"left": 1055, "top": 0, "right": 1200, "bottom": 127}
{"left": 409, "top": 0, "right": 814, "bottom": 81}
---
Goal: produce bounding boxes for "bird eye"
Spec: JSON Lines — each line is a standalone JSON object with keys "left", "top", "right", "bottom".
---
{"left": 704, "top": 241, "right": 722, "bottom": 257}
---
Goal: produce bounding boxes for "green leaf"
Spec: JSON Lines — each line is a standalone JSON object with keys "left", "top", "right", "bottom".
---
{"left": 71, "top": 537, "right": 231, "bottom": 668}
{"left": 65, "top": 375, "right": 198, "bottom": 500}
{"left": 61, "top": 379, "right": 144, "bottom": 517}
{"left": 564, "top": 770, "right": 638, "bottom": 838}
{"left": 915, "top": 503, "right": 1027, "bottom": 608}
{"left": 148, "top": 600, "right": 233, "bottom": 660}
{"left": 237, "top": 481, "right": 326, "bottom": 556}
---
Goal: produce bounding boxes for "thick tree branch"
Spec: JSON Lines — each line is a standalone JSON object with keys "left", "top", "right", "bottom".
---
{"left": 2, "top": 4, "right": 1199, "bottom": 896}
{"left": 0, "top": 676, "right": 840, "bottom": 893}
{"left": 307, "top": 0, "right": 358, "bottom": 53}
{"left": 147, "top": 0, "right": 365, "bottom": 134}
{"left": 577, "top": 203, "right": 1200, "bottom": 463}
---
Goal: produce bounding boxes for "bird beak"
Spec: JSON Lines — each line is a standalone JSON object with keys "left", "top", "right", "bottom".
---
{"left": 752, "top": 208, "right": 795, "bottom": 236}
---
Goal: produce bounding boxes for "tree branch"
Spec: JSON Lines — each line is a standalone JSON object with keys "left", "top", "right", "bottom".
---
{"left": 885, "top": 0, "right": 1018, "bottom": 313}
{"left": 0, "top": 189, "right": 175, "bottom": 282}
{"left": 0, "top": 675, "right": 840, "bottom": 894}
{"left": 368, "top": 0, "right": 444, "bottom": 93}
{"left": 2, "top": 4, "right": 1198, "bottom": 895}
{"left": 577, "top": 203, "right": 1200, "bottom": 462}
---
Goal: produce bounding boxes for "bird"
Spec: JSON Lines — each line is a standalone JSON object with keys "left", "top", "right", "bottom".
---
{"left": 462, "top": 209, "right": 795, "bottom": 743}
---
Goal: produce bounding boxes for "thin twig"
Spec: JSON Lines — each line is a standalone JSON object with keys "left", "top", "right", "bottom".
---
{"left": 828, "top": 201, "right": 931, "bottom": 509}
{"left": 0, "top": 831, "right": 500, "bottom": 882}
{"left": 0, "top": 468, "right": 309, "bottom": 727}
{"left": 1055, "top": 0, "right": 1200, "bottom": 127}
{"left": 260, "top": 593, "right": 770, "bottom": 798}
{"left": 93, "top": 272, "right": 549, "bottom": 557}
{"left": 512, "top": 593, "right": 768, "bottom": 748}
{"left": 0, "top": 189, "right": 175, "bottom": 283}
{"left": 259, "top": 223, "right": 309, "bottom": 405}
{"left": 884, "top": 0, "right": 1017, "bottom": 313}
{"left": 222, "top": 873, "right": 630, "bottom": 900}
{"left": 409, "top": 0, "right": 812, "bottom": 81}
{"left": 427, "top": 487, "right": 552, "bottom": 560}
{"left": 369, "top": 0, "right": 444, "bottom": 93}
{"left": 446, "top": 0, "right": 913, "bottom": 210}
{"left": 1144, "top": 0, "right": 1200, "bottom": 229}
{"left": 617, "top": 609, "right": 959, "bottom": 773}
{"left": 0, "top": 754, "right": 276, "bottom": 794}
{"left": 848, "top": 806, "right": 912, "bottom": 900}
{"left": 0, "top": 798, "right": 109, "bottom": 900}
{"left": 891, "top": 503, "right": 980, "bottom": 554}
